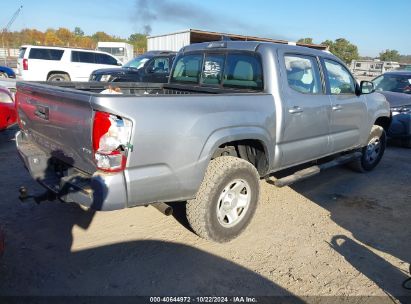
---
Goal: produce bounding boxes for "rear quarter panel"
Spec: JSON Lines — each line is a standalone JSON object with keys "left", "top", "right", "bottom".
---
{"left": 90, "top": 93, "right": 276, "bottom": 206}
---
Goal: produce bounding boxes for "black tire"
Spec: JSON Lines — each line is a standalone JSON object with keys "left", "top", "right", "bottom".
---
{"left": 47, "top": 73, "right": 70, "bottom": 82}
{"left": 186, "top": 156, "right": 260, "bottom": 243}
{"left": 349, "top": 125, "right": 386, "bottom": 172}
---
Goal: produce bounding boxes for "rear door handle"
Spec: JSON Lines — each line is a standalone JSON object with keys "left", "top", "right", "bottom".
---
{"left": 288, "top": 106, "right": 303, "bottom": 114}
{"left": 332, "top": 104, "right": 343, "bottom": 111}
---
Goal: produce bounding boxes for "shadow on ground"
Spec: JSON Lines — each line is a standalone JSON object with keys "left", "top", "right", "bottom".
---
{"left": 286, "top": 145, "right": 411, "bottom": 298}
{"left": 0, "top": 203, "right": 298, "bottom": 296}
{"left": 0, "top": 126, "right": 300, "bottom": 297}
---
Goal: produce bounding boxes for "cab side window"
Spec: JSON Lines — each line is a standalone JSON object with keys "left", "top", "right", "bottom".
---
{"left": 96, "top": 54, "right": 118, "bottom": 65}
{"left": 284, "top": 55, "right": 322, "bottom": 94}
{"left": 72, "top": 51, "right": 95, "bottom": 63}
{"left": 324, "top": 59, "right": 356, "bottom": 95}
{"left": 147, "top": 58, "right": 170, "bottom": 74}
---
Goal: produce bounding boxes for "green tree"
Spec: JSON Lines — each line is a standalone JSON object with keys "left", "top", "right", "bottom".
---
{"left": 92, "top": 31, "right": 113, "bottom": 42}
{"left": 379, "top": 49, "right": 400, "bottom": 62}
{"left": 44, "top": 30, "right": 62, "bottom": 46}
{"left": 128, "top": 33, "right": 147, "bottom": 50}
{"left": 321, "top": 38, "right": 359, "bottom": 64}
{"left": 74, "top": 27, "right": 84, "bottom": 37}
{"left": 297, "top": 38, "right": 314, "bottom": 44}
{"left": 55, "top": 27, "right": 73, "bottom": 46}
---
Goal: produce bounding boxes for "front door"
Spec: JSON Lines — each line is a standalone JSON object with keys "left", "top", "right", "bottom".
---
{"left": 322, "top": 59, "right": 367, "bottom": 152}
{"left": 144, "top": 57, "right": 171, "bottom": 83}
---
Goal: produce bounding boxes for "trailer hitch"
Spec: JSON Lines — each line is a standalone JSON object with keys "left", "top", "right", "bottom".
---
{"left": 18, "top": 186, "right": 56, "bottom": 204}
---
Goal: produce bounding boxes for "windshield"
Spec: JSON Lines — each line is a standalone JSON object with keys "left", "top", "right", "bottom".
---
{"left": 373, "top": 74, "right": 411, "bottom": 94}
{"left": 123, "top": 56, "right": 150, "bottom": 69}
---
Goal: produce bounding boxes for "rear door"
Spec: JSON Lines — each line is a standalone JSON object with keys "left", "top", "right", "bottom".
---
{"left": 70, "top": 51, "right": 98, "bottom": 81}
{"left": 278, "top": 52, "right": 332, "bottom": 167}
{"left": 322, "top": 58, "right": 367, "bottom": 152}
{"left": 71, "top": 51, "right": 119, "bottom": 81}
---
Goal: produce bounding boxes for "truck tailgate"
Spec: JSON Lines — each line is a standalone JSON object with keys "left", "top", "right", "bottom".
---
{"left": 16, "top": 82, "right": 96, "bottom": 174}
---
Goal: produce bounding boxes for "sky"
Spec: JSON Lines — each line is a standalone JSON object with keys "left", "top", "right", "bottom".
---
{"left": 2, "top": 0, "right": 410, "bottom": 57}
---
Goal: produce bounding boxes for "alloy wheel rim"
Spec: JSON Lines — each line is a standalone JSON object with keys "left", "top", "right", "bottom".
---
{"left": 365, "top": 137, "right": 381, "bottom": 164}
{"left": 216, "top": 179, "right": 251, "bottom": 228}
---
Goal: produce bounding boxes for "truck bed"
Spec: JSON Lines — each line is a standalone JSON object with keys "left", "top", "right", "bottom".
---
{"left": 30, "top": 81, "right": 262, "bottom": 96}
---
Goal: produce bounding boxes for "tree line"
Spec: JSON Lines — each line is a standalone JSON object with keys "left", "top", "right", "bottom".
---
{"left": 2, "top": 28, "right": 409, "bottom": 64}
{"left": 298, "top": 37, "right": 410, "bottom": 64}
{"left": 1, "top": 27, "right": 147, "bottom": 52}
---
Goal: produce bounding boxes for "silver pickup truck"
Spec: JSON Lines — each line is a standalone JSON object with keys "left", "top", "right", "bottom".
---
{"left": 15, "top": 41, "right": 391, "bottom": 242}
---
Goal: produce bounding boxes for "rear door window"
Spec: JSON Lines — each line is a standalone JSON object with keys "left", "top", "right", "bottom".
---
{"left": 284, "top": 55, "right": 322, "bottom": 94}
{"left": 95, "top": 53, "right": 118, "bottom": 65}
{"left": 71, "top": 51, "right": 96, "bottom": 64}
{"left": 28, "top": 48, "right": 64, "bottom": 61}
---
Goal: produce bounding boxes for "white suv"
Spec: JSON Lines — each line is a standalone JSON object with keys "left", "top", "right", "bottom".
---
{"left": 17, "top": 45, "right": 122, "bottom": 82}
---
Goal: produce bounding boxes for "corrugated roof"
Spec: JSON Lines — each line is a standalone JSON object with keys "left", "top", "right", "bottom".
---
{"left": 148, "top": 29, "right": 328, "bottom": 51}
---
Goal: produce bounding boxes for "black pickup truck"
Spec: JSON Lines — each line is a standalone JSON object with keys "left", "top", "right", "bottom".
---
{"left": 89, "top": 51, "right": 176, "bottom": 83}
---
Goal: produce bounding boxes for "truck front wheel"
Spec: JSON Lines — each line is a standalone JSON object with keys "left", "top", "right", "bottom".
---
{"left": 186, "top": 156, "right": 260, "bottom": 243}
{"left": 349, "top": 125, "right": 386, "bottom": 172}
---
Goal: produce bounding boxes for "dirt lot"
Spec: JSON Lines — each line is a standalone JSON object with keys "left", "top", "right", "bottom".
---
{"left": 0, "top": 125, "right": 410, "bottom": 300}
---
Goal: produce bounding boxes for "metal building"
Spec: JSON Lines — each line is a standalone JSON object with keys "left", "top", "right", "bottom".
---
{"left": 147, "top": 29, "right": 327, "bottom": 52}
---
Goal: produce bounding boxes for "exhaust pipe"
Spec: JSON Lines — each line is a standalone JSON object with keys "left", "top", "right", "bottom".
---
{"left": 152, "top": 202, "right": 173, "bottom": 216}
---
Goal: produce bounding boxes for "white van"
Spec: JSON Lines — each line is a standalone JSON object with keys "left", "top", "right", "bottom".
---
{"left": 17, "top": 45, "right": 122, "bottom": 82}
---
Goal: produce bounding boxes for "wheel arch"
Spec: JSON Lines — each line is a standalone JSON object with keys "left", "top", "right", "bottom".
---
{"left": 374, "top": 115, "right": 392, "bottom": 132}
{"left": 199, "top": 126, "right": 273, "bottom": 177}
{"left": 47, "top": 71, "right": 71, "bottom": 80}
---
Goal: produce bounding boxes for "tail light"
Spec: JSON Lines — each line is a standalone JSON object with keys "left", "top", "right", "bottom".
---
{"left": 92, "top": 111, "right": 133, "bottom": 172}
{"left": 23, "top": 59, "right": 28, "bottom": 70}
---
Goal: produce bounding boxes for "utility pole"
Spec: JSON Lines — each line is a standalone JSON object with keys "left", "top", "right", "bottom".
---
{"left": 2, "top": 5, "right": 23, "bottom": 66}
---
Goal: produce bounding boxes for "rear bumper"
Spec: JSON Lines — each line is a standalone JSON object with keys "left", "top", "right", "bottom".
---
{"left": 15, "top": 131, "right": 128, "bottom": 211}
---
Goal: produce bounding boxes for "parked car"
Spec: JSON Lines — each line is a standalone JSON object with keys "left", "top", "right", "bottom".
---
{"left": 17, "top": 45, "right": 122, "bottom": 82}
{"left": 15, "top": 41, "right": 390, "bottom": 242}
{"left": 373, "top": 71, "right": 411, "bottom": 147}
{"left": 0, "top": 66, "right": 16, "bottom": 79}
{"left": 90, "top": 51, "right": 176, "bottom": 83}
{"left": 0, "top": 86, "right": 16, "bottom": 131}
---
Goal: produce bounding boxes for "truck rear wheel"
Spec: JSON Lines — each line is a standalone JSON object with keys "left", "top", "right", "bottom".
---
{"left": 349, "top": 125, "right": 386, "bottom": 172}
{"left": 186, "top": 156, "right": 260, "bottom": 243}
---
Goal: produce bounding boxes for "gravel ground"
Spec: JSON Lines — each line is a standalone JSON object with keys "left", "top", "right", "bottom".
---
{"left": 0, "top": 126, "right": 410, "bottom": 301}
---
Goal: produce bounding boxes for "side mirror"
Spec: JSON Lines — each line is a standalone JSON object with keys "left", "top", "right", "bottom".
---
{"left": 117, "top": 61, "right": 122, "bottom": 66}
{"left": 359, "top": 81, "right": 375, "bottom": 95}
